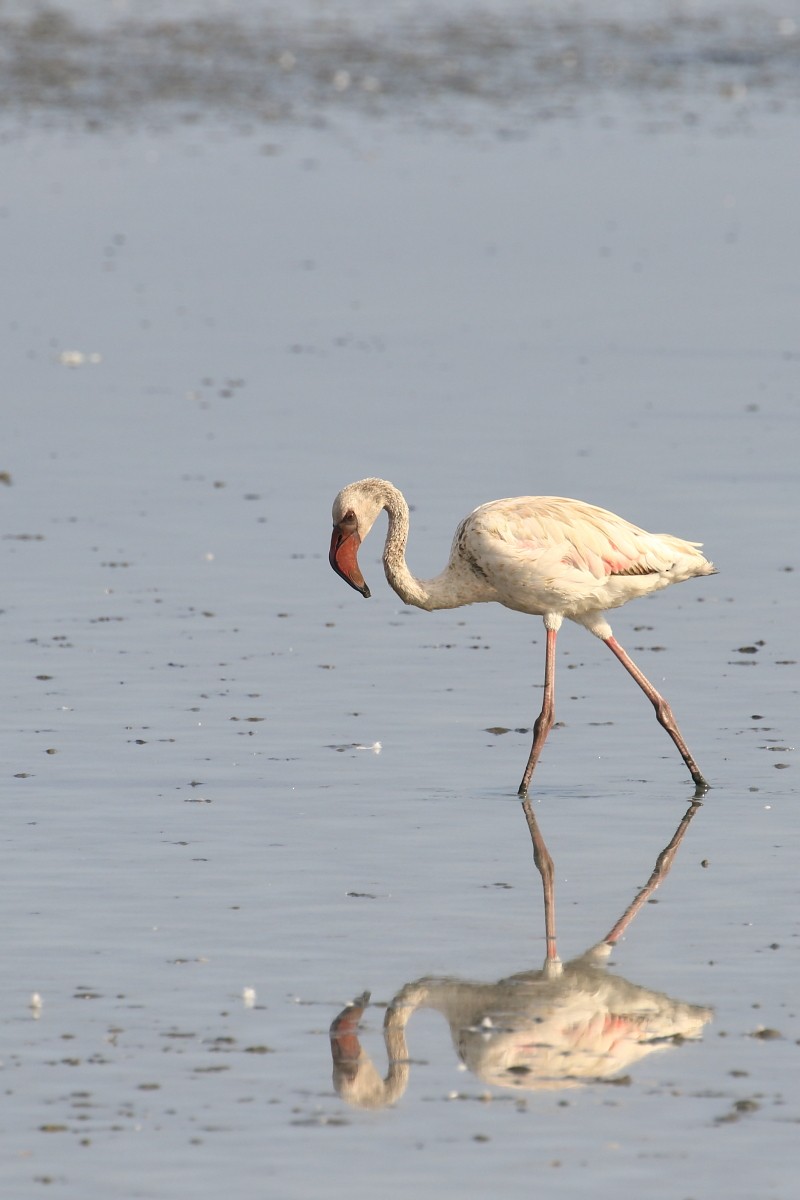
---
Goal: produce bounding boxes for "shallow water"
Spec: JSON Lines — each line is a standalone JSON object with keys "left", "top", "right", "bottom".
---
{"left": 2, "top": 4, "right": 799, "bottom": 1198}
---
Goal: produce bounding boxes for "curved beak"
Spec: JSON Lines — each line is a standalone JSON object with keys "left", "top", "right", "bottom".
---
{"left": 329, "top": 521, "right": 371, "bottom": 598}
{"left": 329, "top": 993, "right": 370, "bottom": 1067}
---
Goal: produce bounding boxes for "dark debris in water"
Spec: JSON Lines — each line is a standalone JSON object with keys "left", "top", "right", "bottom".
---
{"left": 715, "top": 1096, "right": 762, "bottom": 1123}
{"left": 0, "top": 5, "right": 799, "bottom": 131}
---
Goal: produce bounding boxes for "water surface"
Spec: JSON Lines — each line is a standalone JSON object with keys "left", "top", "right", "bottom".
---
{"left": 2, "top": 3, "right": 798, "bottom": 1197}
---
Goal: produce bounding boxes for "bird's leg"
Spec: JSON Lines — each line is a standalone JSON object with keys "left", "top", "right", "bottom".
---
{"left": 517, "top": 627, "right": 558, "bottom": 797}
{"left": 520, "top": 796, "right": 560, "bottom": 966}
{"left": 603, "top": 635, "right": 708, "bottom": 790}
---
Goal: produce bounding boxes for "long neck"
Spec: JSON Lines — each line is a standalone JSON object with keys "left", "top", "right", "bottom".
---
{"left": 380, "top": 484, "right": 434, "bottom": 608}
{"left": 381, "top": 480, "right": 470, "bottom": 610}
{"left": 373, "top": 480, "right": 480, "bottom": 611}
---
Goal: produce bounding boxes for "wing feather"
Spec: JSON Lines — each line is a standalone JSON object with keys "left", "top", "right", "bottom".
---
{"left": 447, "top": 496, "right": 712, "bottom": 621}
{"left": 470, "top": 497, "right": 670, "bottom": 577}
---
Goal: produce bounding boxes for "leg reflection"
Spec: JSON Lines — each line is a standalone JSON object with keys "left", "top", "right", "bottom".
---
{"left": 602, "top": 800, "right": 702, "bottom": 946}
{"left": 520, "top": 796, "right": 703, "bottom": 962}
{"left": 520, "top": 795, "right": 561, "bottom": 972}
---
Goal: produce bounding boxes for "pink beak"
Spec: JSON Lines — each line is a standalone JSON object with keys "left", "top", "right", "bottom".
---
{"left": 329, "top": 520, "right": 371, "bottom": 598}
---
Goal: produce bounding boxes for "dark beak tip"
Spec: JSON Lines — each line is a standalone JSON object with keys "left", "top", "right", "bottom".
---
{"left": 362, "top": 585, "right": 371, "bottom": 599}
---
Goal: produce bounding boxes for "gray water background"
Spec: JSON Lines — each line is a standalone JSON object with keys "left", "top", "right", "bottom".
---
{"left": 1, "top": 2, "right": 798, "bottom": 1197}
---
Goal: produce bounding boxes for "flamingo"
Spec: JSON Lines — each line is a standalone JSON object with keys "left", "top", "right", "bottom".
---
{"left": 329, "top": 478, "right": 715, "bottom": 795}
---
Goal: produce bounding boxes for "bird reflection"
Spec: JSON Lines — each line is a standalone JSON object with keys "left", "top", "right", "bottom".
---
{"left": 330, "top": 800, "right": 711, "bottom": 1106}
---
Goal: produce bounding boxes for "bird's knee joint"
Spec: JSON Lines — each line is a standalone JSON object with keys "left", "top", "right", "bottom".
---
{"left": 533, "top": 711, "right": 554, "bottom": 739}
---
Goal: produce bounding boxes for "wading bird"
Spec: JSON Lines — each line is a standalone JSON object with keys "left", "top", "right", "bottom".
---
{"left": 329, "top": 478, "right": 715, "bottom": 795}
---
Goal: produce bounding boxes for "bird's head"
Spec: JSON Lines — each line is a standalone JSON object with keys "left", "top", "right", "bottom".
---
{"left": 329, "top": 479, "right": 388, "bottom": 599}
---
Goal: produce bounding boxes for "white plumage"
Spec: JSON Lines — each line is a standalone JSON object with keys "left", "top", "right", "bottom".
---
{"left": 329, "top": 478, "right": 715, "bottom": 794}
